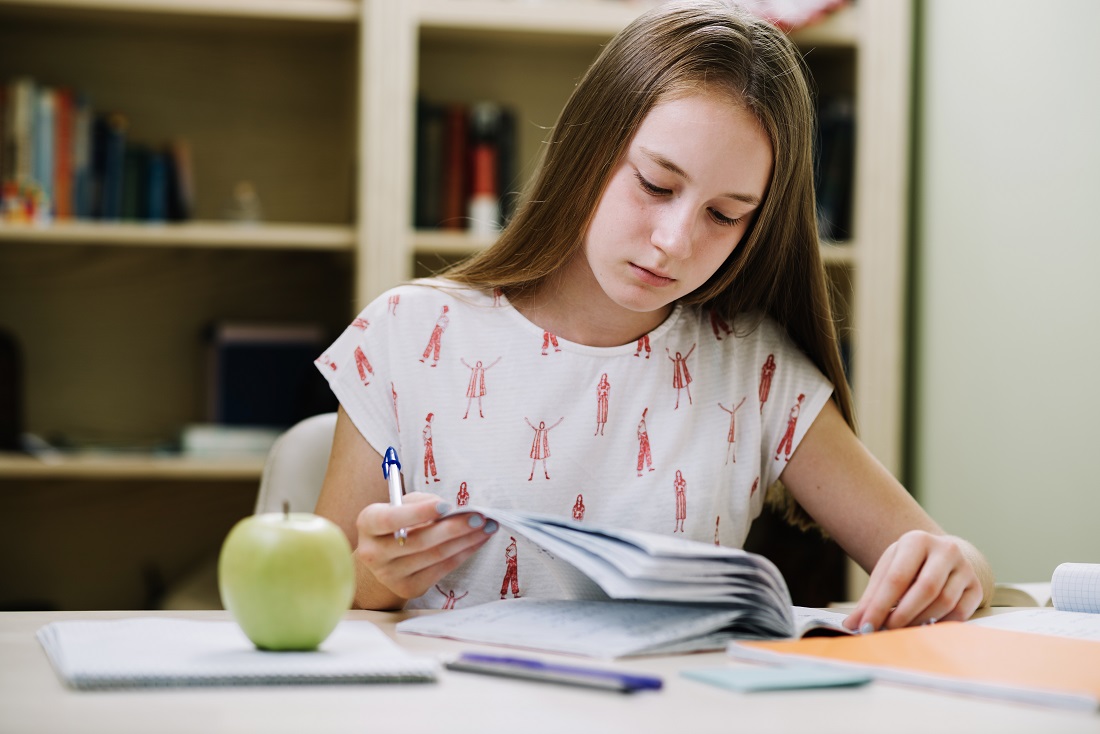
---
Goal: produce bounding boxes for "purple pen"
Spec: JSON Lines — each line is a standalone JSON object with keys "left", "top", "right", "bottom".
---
{"left": 445, "top": 652, "right": 662, "bottom": 692}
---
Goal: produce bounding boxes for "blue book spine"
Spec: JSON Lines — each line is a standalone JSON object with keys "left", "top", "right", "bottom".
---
{"left": 145, "top": 150, "right": 168, "bottom": 222}
{"left": 98, "top": 113, "right": 127, "bottom": 220}
{"left": 34, "top": 87, "right": 54, "bottom": 216}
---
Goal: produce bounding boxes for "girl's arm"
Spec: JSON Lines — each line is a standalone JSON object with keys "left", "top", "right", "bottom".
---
{"left": 779, "top": 400, "right": 994, "bottom": 631}
{"left": 313, "top": 407, "right": 497, "bottom": 611}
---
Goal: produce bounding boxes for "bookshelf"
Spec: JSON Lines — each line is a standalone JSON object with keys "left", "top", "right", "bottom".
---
{"left": 0, "top": 0, "right": 911, "bottom": 609}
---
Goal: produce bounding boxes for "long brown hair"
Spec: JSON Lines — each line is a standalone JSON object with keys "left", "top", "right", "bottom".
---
{"left": 445, "top": 1, "right": 852, "bottom": 526}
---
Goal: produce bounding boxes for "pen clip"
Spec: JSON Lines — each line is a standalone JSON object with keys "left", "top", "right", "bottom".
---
{"left": 382, "top": 446, "right": 402, "bottom": 480}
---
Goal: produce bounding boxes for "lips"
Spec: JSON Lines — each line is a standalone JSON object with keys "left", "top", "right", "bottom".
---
{"left": 630, "top": 262, "right": 676, "bottom": 287}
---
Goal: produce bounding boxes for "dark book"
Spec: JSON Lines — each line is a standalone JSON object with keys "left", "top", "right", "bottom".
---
{"left": 814, "top": 96, "right": 855, "bottom": 242}
{"left": 206, "top": 322, "right": 336, "bottom": 429}
{"left": 144, "top": 148, "right": 169, "bottom": 222}
{"left": 71, "top": 93, "right": 94, "bottom": 219}
{"left": 495, "top": 105, "right": 518, "bottom": 226}
{"left": 414, "top": 98, "right": 445, "bottom": 229}
{"left": 165, "top": 139, "right": 193, "bottom": 221}
{"left": 52, "top": 88, "right": 74, "bottom": 219}
{"left": 120, "top": 144, "right": 146, "bottom": 220}
{"left": 441, "top": 103, "right": 468, "bottom": 229}
{"left": 93, "top": 112, "right": 128, "bottom": 220}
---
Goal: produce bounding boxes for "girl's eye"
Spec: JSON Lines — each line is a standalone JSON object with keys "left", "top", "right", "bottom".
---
{"left": 634, "top": 171, "right": 671, "bottom": 196}
{"left": 709, "top": 209, "right": 743, "bottom": 227}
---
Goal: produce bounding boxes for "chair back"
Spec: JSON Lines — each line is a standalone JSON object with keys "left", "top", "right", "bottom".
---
{"left": 254, "top": 412, "right": 338, "bottom": 514}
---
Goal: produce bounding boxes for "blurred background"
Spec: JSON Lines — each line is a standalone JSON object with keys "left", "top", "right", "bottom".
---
{"left": 0, "top": 0, "right": 1096, "bottom": 611}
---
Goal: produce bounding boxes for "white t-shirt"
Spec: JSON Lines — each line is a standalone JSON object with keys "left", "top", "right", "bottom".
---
{"left": 316, "top": 279, "right": 833, "bottom": 610}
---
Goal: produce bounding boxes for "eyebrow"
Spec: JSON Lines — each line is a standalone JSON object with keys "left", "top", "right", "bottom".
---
{"left": 640, "top": 146, "right": 761, "bottom": 207}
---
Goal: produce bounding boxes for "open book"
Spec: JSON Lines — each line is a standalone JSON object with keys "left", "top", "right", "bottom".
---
{"left": 395, "top": 506, "right": 852, "bottom": 658}
{"left": 992, "top": 562, "right": 1100, "bottom": 612}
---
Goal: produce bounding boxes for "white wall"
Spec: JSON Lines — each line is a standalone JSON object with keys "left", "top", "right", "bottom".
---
{"left": 912, "top": 0, "right": 1100, "bottom": 582}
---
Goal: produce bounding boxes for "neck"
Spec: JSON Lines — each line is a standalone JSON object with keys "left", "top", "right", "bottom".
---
{"left": 511, "top": 266, "right": 671, "bottom": 348}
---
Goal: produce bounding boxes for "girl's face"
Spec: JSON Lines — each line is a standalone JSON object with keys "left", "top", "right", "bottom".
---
{"left": 575, "top": 92, "right": 772, "bottom": 326}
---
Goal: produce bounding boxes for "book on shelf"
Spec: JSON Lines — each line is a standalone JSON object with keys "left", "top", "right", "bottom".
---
{"left": 0, "top": 74, "right": 193, "bottom": 225}
{"left": 205, "top": 321, "right": 336, "bottom": 430}
{"left": 814, "top": 94, "right": 854, "bottom": 242}
{"left": 413, "top": 97, "right": 517, "bottom": 234}
{"left": 396, "top": 506, "right": 854, "bottom": 658}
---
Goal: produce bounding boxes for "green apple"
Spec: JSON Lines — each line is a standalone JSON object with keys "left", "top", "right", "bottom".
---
{"left": 218, "top": 504, "right": 355, "bottom": 651}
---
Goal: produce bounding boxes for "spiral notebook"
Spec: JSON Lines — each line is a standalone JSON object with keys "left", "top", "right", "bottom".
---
{"left": 38, "top": 618, "right": 437, "bottom": 689}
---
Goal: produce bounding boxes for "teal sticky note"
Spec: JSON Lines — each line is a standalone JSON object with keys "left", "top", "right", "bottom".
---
{"left": 682, "top": 665, "right": 871, "bottom": 692}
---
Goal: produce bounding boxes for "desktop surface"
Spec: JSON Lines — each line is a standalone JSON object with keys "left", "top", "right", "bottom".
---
{"left": 1, "top": 609, "right": 1097, "bottom": 734}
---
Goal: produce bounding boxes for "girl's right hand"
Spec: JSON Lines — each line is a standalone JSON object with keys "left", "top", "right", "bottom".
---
{"left": 353, "top": 492, "right": 498, "bottom": 604}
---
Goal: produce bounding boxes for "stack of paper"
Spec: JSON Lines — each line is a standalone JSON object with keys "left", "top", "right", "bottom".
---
{"left": 38, "top": 618, "right": 437, "bottom": 689}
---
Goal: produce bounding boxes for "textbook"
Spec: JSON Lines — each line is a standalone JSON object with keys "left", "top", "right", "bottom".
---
{"left": 992, "top": 562, "right": 1100, "bottom": 613}
{"left": 728, "top": 622, "right": 1100, "bottom": 711}
{"left": 396, "top": 506, "right": 853, "bottom": 658}
{"left": 38, "top": 618, "right": 437, "bottom": 689}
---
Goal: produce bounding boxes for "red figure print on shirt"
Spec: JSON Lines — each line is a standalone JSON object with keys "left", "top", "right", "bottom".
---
{"left": 420, "top": 305, "right": 450, "bottom": 367}
{"left": 594, "top": 373, "right": 610, "bottom": 436}
{"left": 423, "top": 412, "right": 440, "bottom": 483}
{"left": 351, "top": 317, "right": 370, "bottom": 330}
{"left": 673, "top": 470, "right": 687, "bottom": 533}
{"left": 667, "top": 344, "right": 696, "bottom": 409}
{"left": 714, "top": 516, "right": 720, "bottom": 546}
{"left": 751, "top": 476, "right": 760, "bottom": 497}
{"left": 461, "top": 356, "right": 501, "bottom": 419}
{"left": 759, "top": 354, "right": 776, "bottom": 414}
{"left": 634, "top": 334, "right": 651, "bottom": 358}
{"left": 710, "top": 310, "right": 733, "bottom": 340}
{"left": 500, "top": 536, "right": 521, "bottom": 599}
{"left": 718, "top": 397, "right": 747, "bottom": 464}
{"left": 315, "top": 353, "right": 337, "bottom": 372}
{"left": 525, "top": 416, "right": 564, "bottom": 481}
{"left": 353, "top": 346, "right": 373, "bottom": 386}
{"left": 636, "top": 408, "right": 654, "bottom": 476}
{"left": 387, "top": 294, "right": 399, "bottom": 315}
{"left": 391, "top": 382, "right": 400, "bottom": 433}
{"left": 435, "top": 585, "right": 468, "bottom": 610}
{"left": 775, "top": 394, "right": 805, "bottom": 462}
{"left": 541, "top": 331, "right": 561, "bottom": 356}
{"left": 456, "top": 481, "right": 470, "bottom": 506}
{"left": 572, "top": 494, "right": 586, "bottom": 521}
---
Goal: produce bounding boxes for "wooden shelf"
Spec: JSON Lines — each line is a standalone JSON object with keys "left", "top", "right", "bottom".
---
{"left": 0, "top": 0, "right": 359, "bottom": 23}
{"left": 0, "top": 452, "right": 265, "bottom": 481}
{"left": 413, "top": 229, "right": 856, "bottom": 265}
{"left": 0, "top": 221, "right": 355, "bottom": 251}
{"left": 417, "top": 1, "right": 856, "bottom": 48}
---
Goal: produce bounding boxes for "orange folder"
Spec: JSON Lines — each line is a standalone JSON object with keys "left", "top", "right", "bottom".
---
{"left": 729, "top": 622, "right": 1100, "bottom": 711}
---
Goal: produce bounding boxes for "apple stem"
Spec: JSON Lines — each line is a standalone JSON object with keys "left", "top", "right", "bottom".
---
{"left": 283, "top": 500, "right": 290, "bottom": 518}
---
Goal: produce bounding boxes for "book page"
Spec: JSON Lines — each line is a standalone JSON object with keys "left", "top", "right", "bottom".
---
{"left": 1051, "top": 562, "right": 1100, "bottom": 614}
{"left": 397, "top": 599, "right": 750, "bottom": 658}
{"left": 970, "top": 609, "right": 1100, "bottom": 641}
{"left": 991, "top": 582, "right": 1053, "bottom": 607}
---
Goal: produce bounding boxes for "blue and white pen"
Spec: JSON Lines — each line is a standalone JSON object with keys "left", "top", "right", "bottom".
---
{"left": 382, "top": 446, "right": 407, "bottom": 545}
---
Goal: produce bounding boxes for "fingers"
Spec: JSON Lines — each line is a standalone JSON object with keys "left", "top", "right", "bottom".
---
{"left": 844, "top": 531, "right": 984, "bottom": 632}
{"left": 354, "top": 497, "right": 499, "bottom": 601}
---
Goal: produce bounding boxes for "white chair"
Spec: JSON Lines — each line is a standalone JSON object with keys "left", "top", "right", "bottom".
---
{"left": 159, "top": 412, "right": 338, "bottom": 609}
{"left": 253, "top": 411, "right": 338, "bottom": 515}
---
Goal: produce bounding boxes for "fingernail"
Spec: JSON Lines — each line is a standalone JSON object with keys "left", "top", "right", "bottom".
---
{"left": 483, "top": 520, "right": 499, "bottom": 534}
{"left": 467, "top": 514, "right": 484, "bottom": 528}
{"left": 436, "top": 501, "right": 451, "bottom": 515}
{"left": 859, "top": 622, "right": 875, "bottom": 635}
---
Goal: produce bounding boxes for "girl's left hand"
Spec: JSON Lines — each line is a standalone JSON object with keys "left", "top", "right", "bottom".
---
{"left": 843, "top": 530, "right": 985, "bottom": 632}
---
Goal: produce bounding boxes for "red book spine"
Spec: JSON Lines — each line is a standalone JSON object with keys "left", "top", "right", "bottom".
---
{"left": 442, "top": 104, "right": 468, "bottom": 230}
{"left": 53, "top": 88, "right": 74, "bottom": 220}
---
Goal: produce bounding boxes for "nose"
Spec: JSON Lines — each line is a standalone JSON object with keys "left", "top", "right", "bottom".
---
{"left": 650, "top": 200, "right": 694, "bottom": 260}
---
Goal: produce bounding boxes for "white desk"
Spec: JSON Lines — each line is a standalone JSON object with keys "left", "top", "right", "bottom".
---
{"left": 1, "top": 610, "right": 1097, "bottom": 734}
